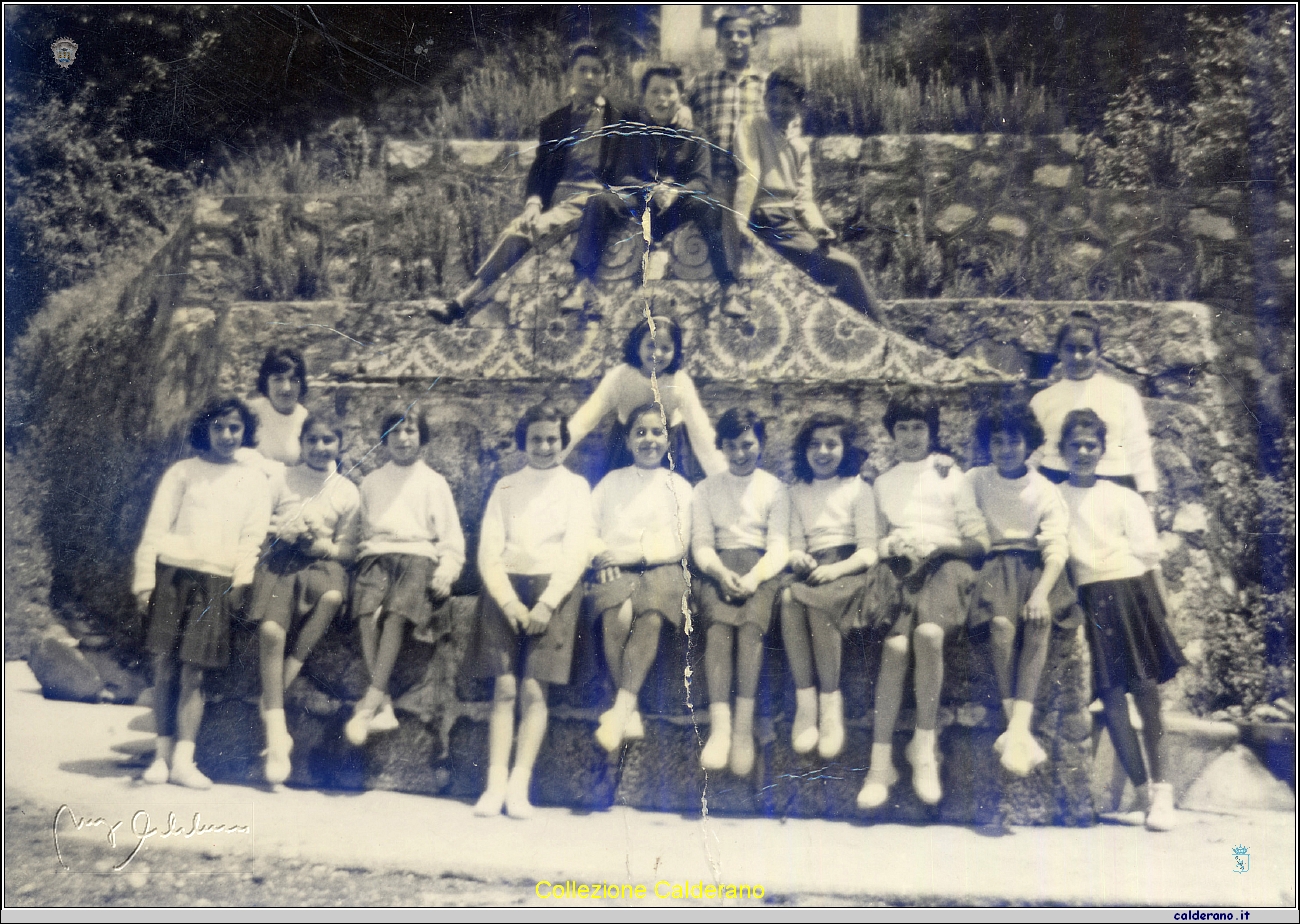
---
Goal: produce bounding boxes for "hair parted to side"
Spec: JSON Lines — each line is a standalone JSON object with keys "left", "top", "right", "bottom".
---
{"left": 622, "top": 315, "right": 684, "bottom": 374}
{"left": 640, "top": 63, "right": 685, "bottom": 96}
{"left": 257, "top": 346, "right": 308, "bottom": 400}
{"left": 625, "top": 401, "right": 668, "bottom": 439}
{"left": 380, "top": 410, "right": 430, "bottom": 446}
{"left": 973, "top": 402, "right": 1045, "bottom": 457}
{"left": 515, "top": 401, "right": 570, "bottom": 451}
{"left": 566, "top": 41, "right": 608, "bottom": 73}
{"left": 300, "top": 413, "right": 346, "bottom": 470}
{"left": 882, "top": 388, "right": 940, "bottom": 445}
{"left": 715, "top": 407, "right": 765, "bottom": 449}
{"left": 792, "top": 413, "right": 863, "bottom": 482}
{"left": 765, "top": 69, "right": 806, "bottom": 101}
{"left": 1053, "top": 310, "right": 1104, "bottom": 354}
{"left": 1059, "top": 408, "right": 1108, "bottom": 455}
{"left": 189, "top": 395, "right": 258, "bottom": 452}
{"left": 714, "top": 11, "right": 757, "bottom": 35}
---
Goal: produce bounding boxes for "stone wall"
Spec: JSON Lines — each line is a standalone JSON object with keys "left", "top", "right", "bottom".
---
{"left": 15, "top": 131, "right": 1267, "bottom": 823}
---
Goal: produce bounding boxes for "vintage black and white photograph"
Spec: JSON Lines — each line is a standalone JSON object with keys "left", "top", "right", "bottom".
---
{"left": 4, "top": 4, "right": 1296, "bottom": 911}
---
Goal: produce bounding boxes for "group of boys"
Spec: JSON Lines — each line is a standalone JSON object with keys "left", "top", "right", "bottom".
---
{"left": 431, "top": 14, "right": 881, "bottom": 325}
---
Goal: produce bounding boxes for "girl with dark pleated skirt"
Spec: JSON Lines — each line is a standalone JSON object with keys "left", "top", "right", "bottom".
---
{"left": 1058, "top": 409, "right": 1186, "bottom": 832}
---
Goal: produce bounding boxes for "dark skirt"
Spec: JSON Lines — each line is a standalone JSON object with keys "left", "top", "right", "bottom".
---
{"left": 586, "top": 560, "right": 690, "bottom": 629}
{"left": 463, "top": 573, "right": 583, "bottom": 686}
{"left": 352, "top": 554, "right": 444, "bottom": 629}
{"left": 146, "top": 564, "right": 236, "bottom": 669}
{"left": 249, "top": 542, "right": 349, "bottom": 631}
{"left": 968, "top": 549, "right": 1082, "bottom": 633}
{"left": 602, "top": 420, "right": 710, "bottom": 486}
{"left": 1079, "top": 572, "right": 1186, "bottom": 695}
{"left": 788, "top": 544, "right": 871, "bottom": 635}
{"left": 868, "top": 554, "right": 978, "bottom": 638}
{"left": 697, "top": 548, "right": 780, "bottom": 633}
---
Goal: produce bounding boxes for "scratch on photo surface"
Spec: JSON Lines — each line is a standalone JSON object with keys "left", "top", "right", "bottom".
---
{"left": 270, "top": 321, "right": 371, "bottom": 348}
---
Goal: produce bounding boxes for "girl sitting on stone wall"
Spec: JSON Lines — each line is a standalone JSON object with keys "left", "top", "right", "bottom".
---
{"left": 586, "top": 402, "right": 694, "bottom": 753}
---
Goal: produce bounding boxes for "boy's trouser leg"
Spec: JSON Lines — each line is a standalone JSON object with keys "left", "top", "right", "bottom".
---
{"left": 472, "top": 234, "right": 531, "bottom": 293}
{"left": 751, "top": 208, "right": 882, "bottom": 321}
{"left": 571, "top": 191, "right": 636, "bottom": 280}
{"left": 653, "top": 196, "right": 738, "bottom": 287}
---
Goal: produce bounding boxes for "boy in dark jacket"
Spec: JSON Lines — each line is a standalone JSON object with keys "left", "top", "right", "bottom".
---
{"left": 561, "top": 64, "right": 740, "bottom": 316}
{"left": 434, "top": 43, "right": 622, "bottom": 323}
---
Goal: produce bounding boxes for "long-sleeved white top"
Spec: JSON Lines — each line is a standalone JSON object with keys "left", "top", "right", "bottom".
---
{"left": 733, "top": 113, "right": 828, "bottom": 229}
{"left": 247, "top": 396, "right": 309, "bottom": 466}
{"left": 1059, "top": 480, "right": 1161, "bottom": 585}
{"left": 566, "top": 364, "right": 727, "bottom": 476}
{"left": 357, "top": 461, "right": 465, "bottom": 585}
{"left": 132, "top": 457, "right": 274, "bottom": 595}
{"left": 478, "top": 464, "right": 595, "bottom": 611}
{"left": 874, "top": 458, "right": 990, "bottom": 556}
{"left": 967, "top": 466, "right": 1070, "bottom": 569}
{"left": 788, "top": 476, "right": 880, "bottom": 565}
{"left": 267, "top": 464, "right": 362, "bottom": 562}
{"left": 591, "top": 466, "right": 693, "bottom": 566}
{"left": 691, "top": 469, "right": 790, "bottom": 583}
{"left": 1030, "top": 374, "right": 1158, "bottom": 493}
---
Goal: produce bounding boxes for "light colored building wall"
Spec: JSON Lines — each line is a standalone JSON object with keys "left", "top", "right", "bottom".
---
{"left": 661, "top": 5, "right": 858, "bottom": 64}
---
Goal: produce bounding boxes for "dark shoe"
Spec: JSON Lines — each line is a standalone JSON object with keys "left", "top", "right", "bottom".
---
{"left": 428, "top": 298, "right": 467, "bottom": 324}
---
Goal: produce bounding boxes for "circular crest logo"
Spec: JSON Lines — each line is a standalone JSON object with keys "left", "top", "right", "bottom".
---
{"left": 51, "top": 37, "right": 78, "bottom": 69}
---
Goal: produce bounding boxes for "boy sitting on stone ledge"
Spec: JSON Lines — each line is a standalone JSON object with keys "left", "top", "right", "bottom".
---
{"left": 431, "top": 42, "right": 623, "bottom": 324}
{"left": 561, "top": 63, "right": 742, "bottom": 318}
{"left": 732, "top": 71, "right": 884, "bottom": 323}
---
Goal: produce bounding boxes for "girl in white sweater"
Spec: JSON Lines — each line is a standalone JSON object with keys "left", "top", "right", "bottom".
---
{"left": 1058, "top": 409, "right": 1185, "bottom": 831}
{"left": 133, "top": 396, "right": 273, "bottom": 789}
{"left": 779, "top": 413, "right": 879, "bottom": 759}
{"left": 587, "top": 402, "right": 693, "bottom": 752}
{"left": 465, "top": 403, "right": 595, "bottom": 818}
{"left": 858, "top": 391, "right": 989, "bottom": 810}
{"left": 966, "top": 403, "right": 1078, "bottom": 777}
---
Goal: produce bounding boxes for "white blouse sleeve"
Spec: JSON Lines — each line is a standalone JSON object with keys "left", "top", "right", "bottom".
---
{"left": 675, "top": 373, "right": 727, "bottom": 476}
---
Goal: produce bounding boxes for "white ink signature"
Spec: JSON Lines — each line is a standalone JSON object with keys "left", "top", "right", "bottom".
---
{"left": 53, "top": 804, "right": 251, "bottom": 871}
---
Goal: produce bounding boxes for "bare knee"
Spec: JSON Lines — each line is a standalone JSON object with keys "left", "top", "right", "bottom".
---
{"left": 989, "top": 616, "right": 1015, "bottom": 640}
{"left": 319, "top": 590, "right": 343, "bottom": 608}
{"left": 260, "top": 621, "right": 286, "bottom": 643}
{"left": 493, "top": 674, "right": 518, "bottom": 706}
{"left": 883, "top": 634, "right": 910, "bottom": 660}
{"left": 179, "top": 664, "right": 204, "bottom": 692}
{"left": 520, "top": 677, "right": 547, "bottom": 709}
{"left": 913, "top": 622, "right": 945, "bottom": 650}
{"left": 737, "top": 624, "right": 763, "bottom": 650}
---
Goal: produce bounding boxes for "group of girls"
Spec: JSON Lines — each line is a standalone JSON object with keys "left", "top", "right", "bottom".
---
{"left": 132, "top": 311, "right": 1185, "bottom": 831}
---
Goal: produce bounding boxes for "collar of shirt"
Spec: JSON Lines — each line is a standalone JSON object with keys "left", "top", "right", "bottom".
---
{"left": 570, "top": 95, "right": 607, "bottom": 118}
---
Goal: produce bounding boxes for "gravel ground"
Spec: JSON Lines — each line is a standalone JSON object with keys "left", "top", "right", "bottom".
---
{"left": 4, "top": 800, "right": 533, "bottom": 908}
